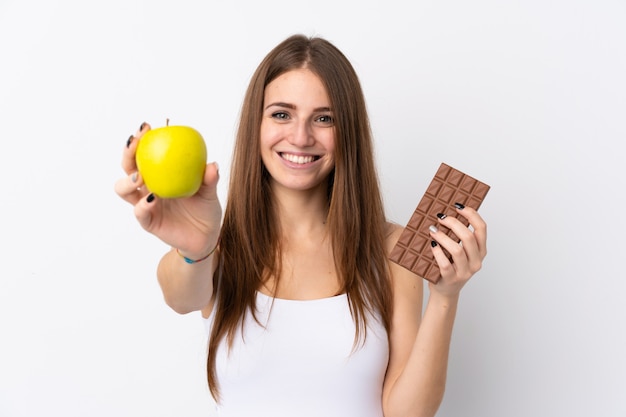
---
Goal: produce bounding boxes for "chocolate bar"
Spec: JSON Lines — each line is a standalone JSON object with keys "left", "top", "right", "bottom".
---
{"left": 389, "top": 163, "right": 490, "bottom": 283}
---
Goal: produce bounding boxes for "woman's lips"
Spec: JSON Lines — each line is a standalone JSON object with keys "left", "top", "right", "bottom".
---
{"left": 279, "top": 152, "right": 320, "bottom": 165}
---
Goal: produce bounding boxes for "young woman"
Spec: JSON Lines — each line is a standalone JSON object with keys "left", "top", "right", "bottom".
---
{"left": 115, "top": 34, "right": 487, "bottom": 417}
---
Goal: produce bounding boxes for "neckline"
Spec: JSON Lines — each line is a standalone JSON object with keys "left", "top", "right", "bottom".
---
{"left": 256, "top": 290, "right": 347, "bottom": 303}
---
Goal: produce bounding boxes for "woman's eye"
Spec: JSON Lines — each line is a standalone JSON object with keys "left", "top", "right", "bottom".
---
{"left": 316, "top": 115, "right": 333, "bottom": 124}
{"left": 272, "top": 111, "right": 289, "bottom": 120}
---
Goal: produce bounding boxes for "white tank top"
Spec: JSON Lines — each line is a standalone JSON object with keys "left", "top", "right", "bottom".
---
{"left": 204, "top": 291, "right": 389, "bottom": 417}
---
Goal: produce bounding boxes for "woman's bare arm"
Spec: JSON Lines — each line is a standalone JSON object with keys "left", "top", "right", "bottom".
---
{"left": 383, "top": 207, "right": 487, "bottom": 417}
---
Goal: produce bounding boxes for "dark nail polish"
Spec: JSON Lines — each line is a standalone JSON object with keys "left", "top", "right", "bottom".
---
{"left": 454, "top": 202, "right": 465, "bottom": 210}
{"left": 139, "top": 122, "right": 147, "bottom": 131}
{"left": 147, "top": 193, "right": 155, "bottom": 203}
{"left": 436, "top": 213, "right": 447, "bottom": 220}
{"left": 431, "top": 240, "right": 438, "bottom": 247}
{"left": 126, "top": 135, "right": 134, "bottom": 148}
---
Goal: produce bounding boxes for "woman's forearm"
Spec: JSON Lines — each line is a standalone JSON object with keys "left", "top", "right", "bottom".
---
{"left": 156, "top": 248, "right": 216, "bottom": 314}
{"left": 385, "top": 292, "right": 459, "bottom": 417}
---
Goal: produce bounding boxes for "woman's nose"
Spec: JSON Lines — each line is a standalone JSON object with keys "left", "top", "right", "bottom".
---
{"left": 287, "top": 121, "right": 315, "bottom": 147}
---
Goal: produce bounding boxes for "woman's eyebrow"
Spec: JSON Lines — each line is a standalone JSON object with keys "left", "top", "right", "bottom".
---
{"left": 264, "top": 102, "right": 295, "bottom": 110}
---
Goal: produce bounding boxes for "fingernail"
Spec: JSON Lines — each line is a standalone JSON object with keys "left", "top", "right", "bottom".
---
{"left": 429, "top": 225, "right": 438, "bottom": 234}
{"left": 436, "top": 213, "right": 447, "bottom": 220}
{"left": 139, "top": 122, "right": 147, "bottom": 131}
{"left": 214, "top": 162, "right": 219, "bottom": 172}
{"left": 454, "top": 202, "right": 465, "bottom": 210}
{"left": 131, "top": 172, "right": 137, "bottom": 182}
{"left": 147, "top": 193, "right": 155, "bottom": 203}
{"left": 126, "top": 135, "right": 134, "bottom": 148}
{"left": 431, "top": 240, "right": 438, "bottom": 247}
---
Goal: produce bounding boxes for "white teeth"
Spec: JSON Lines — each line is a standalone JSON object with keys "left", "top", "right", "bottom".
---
{"left": 281, "top": 153, "right": 316, "bottom": 164}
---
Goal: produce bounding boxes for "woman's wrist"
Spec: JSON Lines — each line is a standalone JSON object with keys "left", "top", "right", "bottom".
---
{"left": 175, "top": 240, "right": 219, "bottom": 264}
{"left": 427, "top": 288, "right": 461, "bottom": 309}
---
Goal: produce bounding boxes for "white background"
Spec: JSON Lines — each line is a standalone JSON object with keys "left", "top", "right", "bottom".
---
{"left": 1, "top": 0, "right": 625, "bottom": 416}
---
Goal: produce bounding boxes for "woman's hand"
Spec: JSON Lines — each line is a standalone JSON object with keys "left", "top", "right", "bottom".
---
{"left": 428, "top": 205, "right": 487, "bottom": 297}
{"left": 114, "top": 122, "right": 222, "bottom": 259}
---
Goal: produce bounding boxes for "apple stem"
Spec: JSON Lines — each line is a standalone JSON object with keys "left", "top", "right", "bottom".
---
{"left": 166, "top": 118, "right": 170, "bottom": 127}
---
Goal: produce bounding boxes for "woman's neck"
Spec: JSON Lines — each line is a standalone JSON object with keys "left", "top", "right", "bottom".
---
{"left": 265, "top": 182, "right": 339, "bottom": 300}
{"left": 272, "top": 182, "right": 330, "bottom": 238}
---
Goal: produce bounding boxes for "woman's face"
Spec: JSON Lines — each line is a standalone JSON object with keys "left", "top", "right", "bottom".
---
{"left": 260, "top": 68, "right": 336, "bottom": 194}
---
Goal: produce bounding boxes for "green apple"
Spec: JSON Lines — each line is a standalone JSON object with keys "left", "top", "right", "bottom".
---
{"left": 136, "top": 125, "right": 207, "bottom": 198}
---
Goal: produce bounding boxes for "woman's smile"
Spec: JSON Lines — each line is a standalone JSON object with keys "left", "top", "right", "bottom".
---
{"left": 279, "top": 152, "right": 321, "bottom": 165}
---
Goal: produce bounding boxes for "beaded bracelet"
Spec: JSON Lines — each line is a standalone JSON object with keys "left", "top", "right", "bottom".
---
{"left": 176, "top": 243, "right": 218, "bottom": 264}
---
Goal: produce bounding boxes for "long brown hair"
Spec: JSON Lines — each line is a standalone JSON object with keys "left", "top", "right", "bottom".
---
{"left": 207, "top": 34, "right": 393, "bottom": 400}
